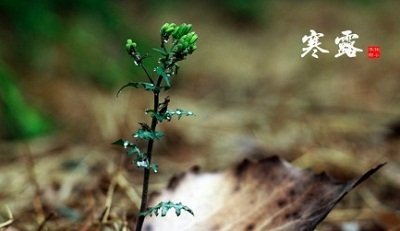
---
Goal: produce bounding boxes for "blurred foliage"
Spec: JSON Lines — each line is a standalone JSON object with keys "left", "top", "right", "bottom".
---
{"left": 144, "top": 0, "right": 266, "bottom": 25}
{"left": 215, "top": 0, "right": 265, "bottom": 24}
{"left": 0, "top": 0, "right": 158, "bottom": 139}
{"left": 0, "top": 0, "right": 154, "bottom": 88}
{"left": 344, "top": 0, "right": 385, "bottom": 6}
{"left": 0, "top": 63, "right": 53, "bottom": 140}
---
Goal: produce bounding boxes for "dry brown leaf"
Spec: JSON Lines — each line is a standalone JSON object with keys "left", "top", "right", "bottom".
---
{"left": 143, "top": 156, "right": 384, "bottom": 231}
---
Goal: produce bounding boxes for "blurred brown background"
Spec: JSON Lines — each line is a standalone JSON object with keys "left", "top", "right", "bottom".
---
{"left": 0, "top": 0, "right": 399, "bottom": 230}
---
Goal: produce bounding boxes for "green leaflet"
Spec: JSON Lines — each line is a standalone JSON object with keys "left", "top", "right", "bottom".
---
{"left": 112, "top": 139, "right": 141, "bottom": 156}
{"left": 116, "top": 82, "right": 159, "bottom": 96}
{"left": 134, "top": 158, "right": 158, "bottom": 173}
{"left": 140, "top": 201, "right": 194, "bottom": 217}
{"left": 134, "top": 128, "right": 164, "bottom": 140}
{"left": 113, "top": 139, "right": 157, "bottom": 172}
{"left": 155, "top": 66, "right": 171, "bottom": 89}
{"left": 168, "top": 109, "right": 195, "bottom": 119}
{"left": 146, "top": 109, "right": 195, "bottom": 122}
{"left": 112, "top": 138, "right": 132, "bottom": 147}
{"left": 152, "top": 48, "right": 168, "bottom": 56}
{"left": 145, "top": 109, "right": 170, "bottom": 122}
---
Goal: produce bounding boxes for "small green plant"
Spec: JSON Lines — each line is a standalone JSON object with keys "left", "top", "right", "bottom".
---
{"left": 113, "top": 22, "right": 198, "bottom": 231}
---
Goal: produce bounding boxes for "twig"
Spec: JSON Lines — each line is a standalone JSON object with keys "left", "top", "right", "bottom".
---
{"left": 0, "top": 206, "right": 14, "bottom": 228}
{"left": 78, "top": 193, "right": 97, "bottom": 231}
{"left": 37, "top": 212, "right": 55, "bottom": 231}
{"left": 116, "top": 173, "right": 141, "bottom": 209}
{"left": 100, "top": 174, "right": 117, "bottom": 223}
{"left": 24, "top": 144, "right": 45, "bottom": 225}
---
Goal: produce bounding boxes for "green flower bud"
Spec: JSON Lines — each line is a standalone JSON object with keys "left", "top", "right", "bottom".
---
{"left": 166, "top": 26, "right": 176, "bottom": 34}
{"left": 179, "top": 34, "right": 188, "bottom": 42}
{"left": 184, "top": 42, "right": 190, "bottom": 49}
{"left": 172, "top": 26, "right": 181, "bottom": 39}
{"left": 161, "top": 23, "right": 176, "bottom": 36}
{"left": 160, "top": 23, "right": 169, "bottom": 32}
{"left": 181, "top": 24, "right": 192, "bottom": 35}
{"left": 189, "top": 33, "right": 198, "bottom": 44}
{"left": 177, "top": 26, "right": 186, "bottom": 37}
{"left": 126, "top": 39, "right": 136, "bottom": 51}
{"left": 172, "top": 23, "right": 192, "bottom": 39}
{"left": 179, "top": 35, "right": 193, "bottom": 49}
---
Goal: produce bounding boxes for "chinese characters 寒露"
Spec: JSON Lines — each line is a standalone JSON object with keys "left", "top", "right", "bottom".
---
{"left": 301, "top": 29, "right": 363, "bottom": 58}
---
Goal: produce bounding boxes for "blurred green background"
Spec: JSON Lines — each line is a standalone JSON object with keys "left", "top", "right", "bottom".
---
{"left": 0, "top": 0, "right": 398, "bottom": 140}
{"left": 0, "top": 0, "right": 399, "bottom": 230}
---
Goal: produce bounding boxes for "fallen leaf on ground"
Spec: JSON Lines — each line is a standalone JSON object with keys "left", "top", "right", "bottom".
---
{"left": 143, "top": 155, "right": 384, "bottom": 231}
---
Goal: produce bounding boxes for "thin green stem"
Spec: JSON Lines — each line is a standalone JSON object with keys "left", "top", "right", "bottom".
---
{"left": 135, "top": 75, "right": 163, "bottom": 231}
{"left": 140, "top": 64, "right": 154, "bottom": 85}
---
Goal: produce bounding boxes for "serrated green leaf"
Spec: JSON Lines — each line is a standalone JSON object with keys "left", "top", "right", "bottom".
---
{"left": 134, "top": 129, "right": 164, "bottom": 140}
{"left": 145, "top": 109, "right": 171, "bottom": 122}
{"left": 132, "top": 153, "right": 158, "bottom": 172}
{"left": 127, "top": 146, "right": 141, "bottom": 156}
{"left": 113, "top": 139, "right": 132, "bottom": 149}
{"left": 140, "top": 201, "right": 194, "bottom": 217}
{"left": 167, "top": 109, "right": 195, "bottom": 120}
{"left": 112, "top": 139, "right": 128, "bottom": 147}
{"left": 149, "top": 163, "right": 158, "bottom": 173}
{"left": 112, "top": 139, "right": 142, "bottom": 156}
{"left": 153, "top": 112, "right": 169, "bottom": 122}
{"left": 155, "top": 66, "right": 171, "bottom": 89}
{"left": 117, "top": 82, "right": 158, "bottom": 96}
{"left": 145, "top": 109, "right": 194, "bottom": 122}
{"left": 135, "top": 159, "right": 148, "bottom": 168}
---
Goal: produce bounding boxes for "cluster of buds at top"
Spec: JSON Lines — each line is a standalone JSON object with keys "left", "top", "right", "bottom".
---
{"left": 160, "top": 23, "right": 198, "bottom": 61}
{"left": 126, "top": 39, "right": 142, "bottom": 66}
{"left": 172, "top": 31, "right": 198, "bottom": 57}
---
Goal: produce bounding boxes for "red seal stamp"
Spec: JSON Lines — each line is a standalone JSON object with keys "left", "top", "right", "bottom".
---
{"left": 367, "top": 46, "right": 380, "bottom": 59}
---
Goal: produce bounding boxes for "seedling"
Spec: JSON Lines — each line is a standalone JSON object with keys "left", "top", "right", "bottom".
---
{"left": 113, "top": 22, "right": 197, "bottom": 231}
